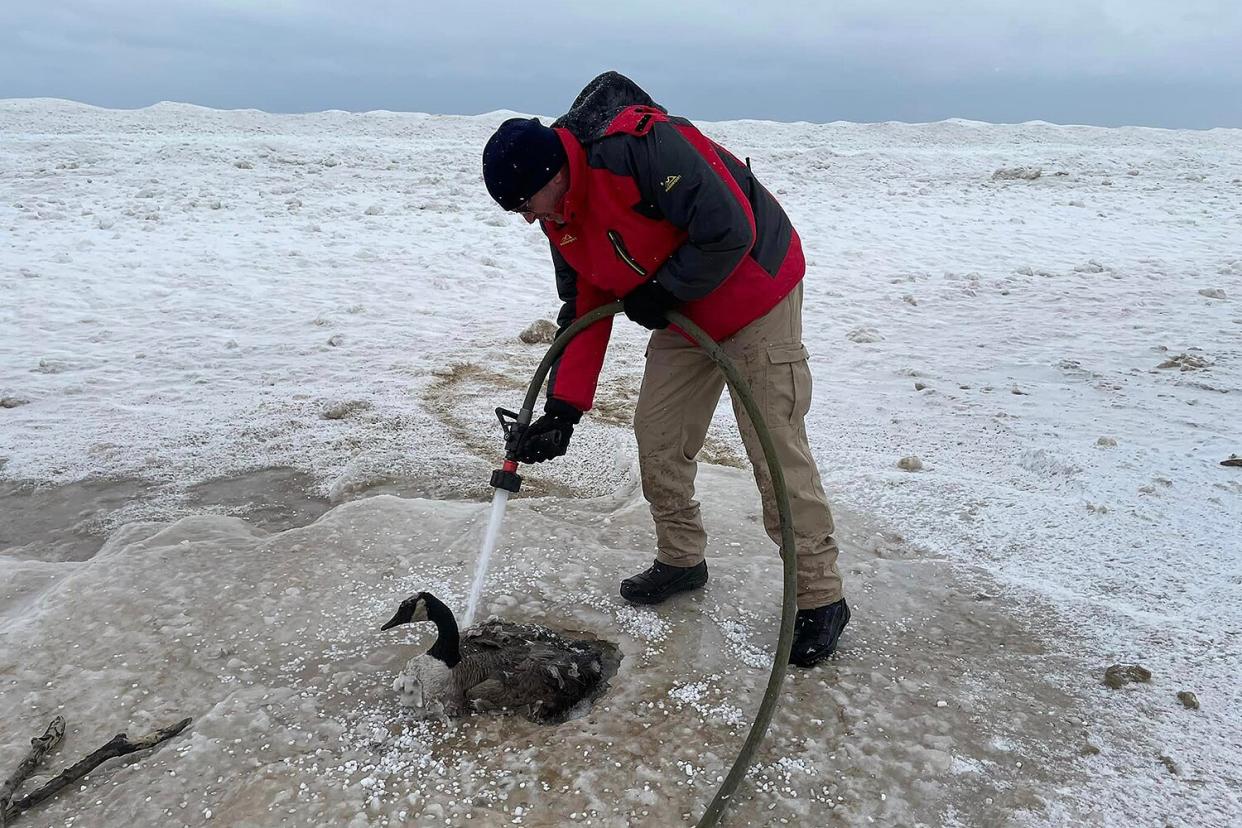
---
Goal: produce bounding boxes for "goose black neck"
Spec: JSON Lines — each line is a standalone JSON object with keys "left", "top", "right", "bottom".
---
{"left": 423, "top": 594, "right": 461, "bottom": 668}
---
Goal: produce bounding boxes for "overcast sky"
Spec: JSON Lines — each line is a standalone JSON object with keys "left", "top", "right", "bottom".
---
{"left": 2, "top": 1, "right": 1240, "bottom": 128}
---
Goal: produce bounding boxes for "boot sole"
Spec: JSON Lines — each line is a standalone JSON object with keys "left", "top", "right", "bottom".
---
{"left": 790, "top": 646, "right": 838, "bottom": 668}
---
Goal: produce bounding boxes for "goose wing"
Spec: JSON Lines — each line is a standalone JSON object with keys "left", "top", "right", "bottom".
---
{"left": 459, "top": 621, "right": 609, "bottom": 722}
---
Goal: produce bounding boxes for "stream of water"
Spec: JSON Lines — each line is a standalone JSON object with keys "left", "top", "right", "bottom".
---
{"left": 462, "top": 487, "right": 510, "bottom": 628}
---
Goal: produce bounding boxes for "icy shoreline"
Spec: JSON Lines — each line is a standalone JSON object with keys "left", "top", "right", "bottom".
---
{"left": 3, "top": 466, "right": 1102, "bottom": 826}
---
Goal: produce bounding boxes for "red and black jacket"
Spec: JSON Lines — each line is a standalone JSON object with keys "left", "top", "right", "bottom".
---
{"left": 543, "top": 73, "right": 805, "bottom": 412}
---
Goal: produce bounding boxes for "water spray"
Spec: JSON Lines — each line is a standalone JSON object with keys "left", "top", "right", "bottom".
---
{"left": 462, "top": 408, "right": 527, "bottom": 629}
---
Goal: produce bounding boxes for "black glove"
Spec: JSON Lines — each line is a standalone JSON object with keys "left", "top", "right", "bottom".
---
{"left": 623, "top": 280, "right": 678, "bottom": 330}
{"left": 516, "top": 399, "right": 582, "bottom": 463}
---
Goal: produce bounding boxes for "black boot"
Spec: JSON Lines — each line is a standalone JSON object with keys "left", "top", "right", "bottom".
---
{"left": 790, "top": 598, "right": 850, "bottom": 667}
{"left": 620, "top": 560, "right": 708, "bottom": 605}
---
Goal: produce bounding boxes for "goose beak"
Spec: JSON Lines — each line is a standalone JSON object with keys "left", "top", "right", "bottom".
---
{"left": 381, "top": 610, "right": 405, "bottom": 631}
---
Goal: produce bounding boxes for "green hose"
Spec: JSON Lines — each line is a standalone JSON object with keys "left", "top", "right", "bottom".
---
{"left": 517, "top": 302, "right": 798, "bottom": 828}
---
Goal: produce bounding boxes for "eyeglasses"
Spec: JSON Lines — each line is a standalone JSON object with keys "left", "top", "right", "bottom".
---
{"left": 511, "top": 197, "right": 533, "bottom": 215}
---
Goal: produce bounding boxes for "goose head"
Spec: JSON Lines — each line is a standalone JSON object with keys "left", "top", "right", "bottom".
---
{"left": 381, "top": 592, "right": 434, "bottom": 629}
{"left": 381, "top": 591, "right": 462, "bottom": 668}
{"left": 382, "top": 591, "right": 458, "bottom": 630}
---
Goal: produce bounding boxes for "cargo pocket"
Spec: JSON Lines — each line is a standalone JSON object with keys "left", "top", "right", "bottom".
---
{"left": 766, "top": 343, "right": 812, "bottom": 426}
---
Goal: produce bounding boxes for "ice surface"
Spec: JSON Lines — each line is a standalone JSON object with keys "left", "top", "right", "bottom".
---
{"left": 2, "top": 466, "right": 1100, "bottom": 826}
{"left": 2, "top": 99, "right": 1240, "bottom": 824}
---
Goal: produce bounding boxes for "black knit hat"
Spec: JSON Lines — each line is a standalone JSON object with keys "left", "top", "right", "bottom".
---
{"left": 482, "top": 117, "right": 567, "bottom": 210}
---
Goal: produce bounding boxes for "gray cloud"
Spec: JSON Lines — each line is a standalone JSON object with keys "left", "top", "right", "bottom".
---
{"left": 1, "top": 0, "right": 1239, "bottom": 127}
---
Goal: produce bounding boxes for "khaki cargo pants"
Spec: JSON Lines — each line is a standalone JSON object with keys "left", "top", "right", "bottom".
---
{"left": 632, "top": 283, "right": 843, "bottom": 610}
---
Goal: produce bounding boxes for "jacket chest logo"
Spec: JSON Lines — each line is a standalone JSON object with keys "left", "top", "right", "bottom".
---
{"left": 559, "top": 234, "right": 578, "bottom": 246}
{"left": 662, "top": 174, "right": 681, "bottom": 192}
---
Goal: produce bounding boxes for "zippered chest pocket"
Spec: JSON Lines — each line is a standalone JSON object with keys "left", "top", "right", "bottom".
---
{"left": 607, "top": 230, "right": 648, "bottom": 278}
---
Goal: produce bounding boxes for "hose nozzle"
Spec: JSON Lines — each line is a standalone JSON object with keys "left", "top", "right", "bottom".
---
{"left": 492, "top": 408, "right": 528, "bottom": 492}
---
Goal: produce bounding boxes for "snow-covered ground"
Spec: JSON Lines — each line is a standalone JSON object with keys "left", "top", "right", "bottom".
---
{"left": 1, "top": 99, "right": 1239, "bottom": 826}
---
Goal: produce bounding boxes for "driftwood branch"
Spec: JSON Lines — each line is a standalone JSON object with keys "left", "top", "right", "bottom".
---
{"left": 0, "top": 717, "right": 66, "bottom": 827}
{"left": 1, "top": 717, "right": 191, "bottom": 825}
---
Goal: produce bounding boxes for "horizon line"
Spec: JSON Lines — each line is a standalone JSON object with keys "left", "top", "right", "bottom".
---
{"left": 2, "top": 96, "right": 1238, "bottom": 135}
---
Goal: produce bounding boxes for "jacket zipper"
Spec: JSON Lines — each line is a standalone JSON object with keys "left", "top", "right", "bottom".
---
{"left": 607, "top": 230, "right": 647, "bottom": 277}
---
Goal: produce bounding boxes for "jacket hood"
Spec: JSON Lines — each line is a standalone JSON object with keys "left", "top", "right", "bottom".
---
{"left": 553, "top": 71, "right": 666, "bottom": 144}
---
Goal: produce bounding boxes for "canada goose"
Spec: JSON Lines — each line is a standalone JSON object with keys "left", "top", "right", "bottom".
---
{"left": 381, "top": 592, "right": 619, "bottom": 723}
